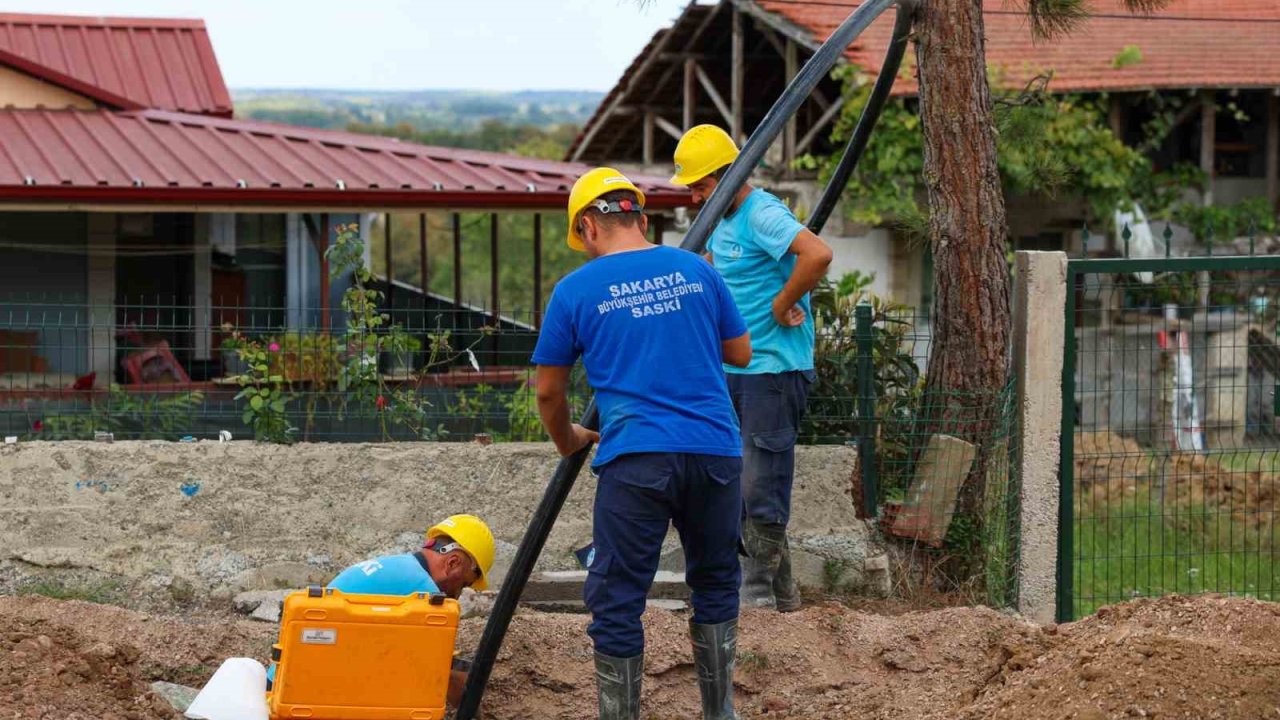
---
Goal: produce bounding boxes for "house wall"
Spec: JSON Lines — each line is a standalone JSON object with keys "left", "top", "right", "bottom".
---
{"left": 0, "top": 212, "right": 89, "bottom": 376}
{"left": 0, "top": 66, "right": 95, "bottom": 110}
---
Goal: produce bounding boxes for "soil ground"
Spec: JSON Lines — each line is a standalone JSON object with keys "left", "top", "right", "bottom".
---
{"left": 2, "top": 593, "right": 1278, "bottom": 719}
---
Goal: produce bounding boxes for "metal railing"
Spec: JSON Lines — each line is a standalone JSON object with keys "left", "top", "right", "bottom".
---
{"left": 0, "top": 294, "right": 869, "bottom": 444}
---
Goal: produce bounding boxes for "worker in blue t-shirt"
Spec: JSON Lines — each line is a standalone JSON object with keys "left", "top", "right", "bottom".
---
{"left": 532, "top": 167, "right": 751, "bottom": 720}
{"left": 267, "top": 514, "right": 495, "bottom": 709}
{"left": 671, "top": 125, "right": 834, "bottom": 614}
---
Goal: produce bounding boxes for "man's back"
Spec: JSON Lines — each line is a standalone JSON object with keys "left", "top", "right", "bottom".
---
{"left": 328, "top": 553, "right": 440, "bottom": 595}
{"left": 707, "top": 188, "right": 814, "bottom": 375}
{"left": 532, "top": 245, "right": 744, "bottom": 466}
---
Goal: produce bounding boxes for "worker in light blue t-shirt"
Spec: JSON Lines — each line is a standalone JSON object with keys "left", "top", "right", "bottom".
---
{"left": 532, "top": 167, "right": 752, "bottom": 720}
{"left": 266, "top": 514, "right": 495, "bottom": 710}
{"left": 671, "top": 125, "right": 834, "bottom": 614}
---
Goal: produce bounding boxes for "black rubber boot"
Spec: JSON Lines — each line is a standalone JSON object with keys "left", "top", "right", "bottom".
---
{"left": 690, "top": 618, "right": 740, "bottom": 720}
{"left": 772, "top": 530, "right": 803, "bottom": 612}
{"left": 740, "top": 520, "right": 785, "bottom": 610}
{"left": 593, "top": 651, "right": 642, "bottom": 720}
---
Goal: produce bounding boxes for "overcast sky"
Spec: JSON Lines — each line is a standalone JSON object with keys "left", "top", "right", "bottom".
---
{"left": 9, "top": 0, "right": 698, "bottom": 91}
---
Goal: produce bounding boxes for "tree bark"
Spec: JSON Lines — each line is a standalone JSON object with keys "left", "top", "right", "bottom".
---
{"left": 914, "top": 0, "right": 1012, "bottom": 526}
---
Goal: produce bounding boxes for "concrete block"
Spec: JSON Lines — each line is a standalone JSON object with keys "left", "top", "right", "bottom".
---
{"left": 459, "top": 588, "right": 495, "bottom": 619}
{"left": 232, "top": 588, "right": 292, "bottom": 615}
{"left": 888, "top": 434, "right": 976, "bottom": 547}
{"left": 522, "top": 570, "right": 689, "bottom": 602}
{"left": 788, "top": 548, "right": 830, "bottom": 590}
{"left": 151, "top": 681, "right": 199, "bottom": 712}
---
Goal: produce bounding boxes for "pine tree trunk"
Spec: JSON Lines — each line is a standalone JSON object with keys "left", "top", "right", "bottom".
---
{"left": 914, "top": 0, "right": 1012, "bottom": 531}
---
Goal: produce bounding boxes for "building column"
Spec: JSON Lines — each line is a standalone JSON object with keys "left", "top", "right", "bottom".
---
{"left": 1012, "top": 250, "right": 1067, "bottom": 625}
{"left": 1267, "top": 90, "right": 1279, "bottom": 211}
{"left": 86, "top": 213, "right": 116, "bottom": 388}
{"left": 1200, "top": 90, "right": 1216, "bottom": 207}
{"left": 193, "top": 214, "right": 212, "bottom": 360}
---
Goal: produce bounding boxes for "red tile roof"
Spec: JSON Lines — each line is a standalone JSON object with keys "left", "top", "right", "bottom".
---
{"left": 753, "top": 0, "right": 1280, "bottom": 93}
{"left": 0, "top": 108, "right": 687, "bottom": 209}
{"left": 0, "top": 12, "right": 232, "bottom": 116}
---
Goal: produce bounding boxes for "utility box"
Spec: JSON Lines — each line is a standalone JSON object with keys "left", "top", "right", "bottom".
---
{"left": 269, "top": 587, "right": 459, "bottom": 720}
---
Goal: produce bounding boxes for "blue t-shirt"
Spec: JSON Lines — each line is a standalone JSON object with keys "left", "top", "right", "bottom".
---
{"left": 328, "top": 553, "right": 441, "bottom": 595}
{"left": 531, "top": 245, "right": 747, "bottom": 467}
{"left": 707, "top": 188, "right": 815, "bottom": 375}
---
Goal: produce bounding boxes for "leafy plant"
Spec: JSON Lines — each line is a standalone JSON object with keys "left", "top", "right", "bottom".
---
{"left": 234, "top": 342, "right": 294, "bottom": 443}
{"left": 39, "top": 386, "right": 204, "bottom": 440}
{"left": 804, "top": 271, "right": 923, "bottom": 451}
{"left": 1171, "top": 197, "right": 1278, "bottom": 242}
{"left": 326, "top": 223, "right": 487, "bottom": 440}
{"left": 800, "top": 63, "right": 1264, "bottom": 237}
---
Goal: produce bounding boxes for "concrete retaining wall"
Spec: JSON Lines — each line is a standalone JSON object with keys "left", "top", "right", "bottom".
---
{"left": 0, "top": 441, "right": 882, "bottom": 604}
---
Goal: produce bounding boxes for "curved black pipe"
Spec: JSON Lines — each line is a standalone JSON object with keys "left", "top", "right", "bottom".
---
{"left": 679, "top": 0, "right": 898, "bottom": 255}
{"left": 455, "top": 1, "right": 906, "bottom": 717}
{"left": 454, "top": 400, "right": 599, "bottom": 720}
{"left": 808, "top": 0, "right": 915, "bottom": 235}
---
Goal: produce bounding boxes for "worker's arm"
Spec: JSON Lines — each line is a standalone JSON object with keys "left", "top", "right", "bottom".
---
{"left": 535, "top": 364, "right": 599, "bottom": 456}
{"left": 721, "top": 331, "right": 752, "bottom": 368}
{"left": 771, "top": 228, "right": 833, "bottom": 328}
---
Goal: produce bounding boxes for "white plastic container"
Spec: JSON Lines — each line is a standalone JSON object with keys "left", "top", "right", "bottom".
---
{"left": 184, "top": 657, "right": 270, "bottom": 720}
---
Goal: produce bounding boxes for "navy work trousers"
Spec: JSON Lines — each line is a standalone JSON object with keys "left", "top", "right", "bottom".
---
{"left": 584, "top": 452, "right": 742, "bottom": 658}
{"left": 726, "top": 370, "right": 814, "bottom": 526}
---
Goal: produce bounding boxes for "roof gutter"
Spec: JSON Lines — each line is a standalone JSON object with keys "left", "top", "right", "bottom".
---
{"left": 0, "top": 185, "right": 691, "bottom": 211}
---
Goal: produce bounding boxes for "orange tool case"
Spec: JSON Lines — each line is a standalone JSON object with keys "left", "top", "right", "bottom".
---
{"left": 268, "top": 586, "right": 459, "bottom": 720}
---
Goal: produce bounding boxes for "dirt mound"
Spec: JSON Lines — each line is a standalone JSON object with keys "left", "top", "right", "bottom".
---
{"left": 1074, "top": 431, "right": 1280, "bottom": 529}
{"left": 0, "top": 595, "right": 274, "bottom": 719}
{"left": 463, "top": 603, "right": 1041, "bottom": 719}
{"left": 965, "top": 594, "right": 1280, "bottom": 719}
{"left": 1, "top": 613, "right": 174, "bottom": 719}
{"left": 1, "top": 594, "right": 1277, "bottom": 719}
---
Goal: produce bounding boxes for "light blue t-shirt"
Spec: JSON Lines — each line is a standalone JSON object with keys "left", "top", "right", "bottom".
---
{"left": 707, "top": 188, "right": 814, "bottom": 375}
{"left": 328, "top": 553, "right": 441, "bottom": 595}
{"left": 531, "top": 245, "right": 747, "bottom": 467}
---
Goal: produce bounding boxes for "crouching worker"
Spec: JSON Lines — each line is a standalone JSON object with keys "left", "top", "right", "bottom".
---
{"left": 187, "top": 515, "right": 495, "bottom": 720}
{"left": 533, "top": 168, "right": 752, "bottom": 720}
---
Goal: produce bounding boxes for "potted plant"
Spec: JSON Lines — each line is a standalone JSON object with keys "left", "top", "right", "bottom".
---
{"left": 380, "top": 328, "right": 422, "bottom": 377}
{"left": 269, "top": 332, "right": 343, "bottom": 383}
{"left": 219, "top": 323, "right": 249, "bottom": 378}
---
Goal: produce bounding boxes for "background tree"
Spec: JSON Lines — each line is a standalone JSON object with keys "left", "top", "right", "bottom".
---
{"left": 912, "top": 0, "right": 1168, "bottom": 535}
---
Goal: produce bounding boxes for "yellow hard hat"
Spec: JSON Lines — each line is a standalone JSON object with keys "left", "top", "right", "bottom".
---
{"left": 565, "top": 167, "right": 646, "bottom": 251}
{"left": 670, "top": 124, "right": 740, "bottom": 186}
{"left": 427, "top": 514, "right": 496, "bottom": 591}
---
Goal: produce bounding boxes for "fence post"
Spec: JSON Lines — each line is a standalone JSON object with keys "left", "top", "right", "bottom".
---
{"left": 1012, "top": 251, "right": 1067, "bottom": 625}
{"left": 855, "top": 301, "right": 878, "bottom": 518}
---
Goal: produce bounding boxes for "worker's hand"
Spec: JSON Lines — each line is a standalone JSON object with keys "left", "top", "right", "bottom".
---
{"left": 560, "top": 424, "right": 600, "bottom": 457}
{"left": 771, "top": 296, "right": 806, "bottom": 328}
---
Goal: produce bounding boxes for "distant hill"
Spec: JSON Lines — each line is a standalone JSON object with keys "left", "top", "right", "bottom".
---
{"left": 231, "top": 89, "right": 604, "bottom": 131}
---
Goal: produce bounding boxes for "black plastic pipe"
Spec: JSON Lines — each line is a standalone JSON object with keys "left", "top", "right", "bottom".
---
{"left": 808, "top": 0, "right": 915, "bottom": 235}
{"left": 679, "top": 0, "right": 899, "bottom": 255}
{"left": 454, "top": 400, "right": 599, "bottom": 720}
{"left": 455, "top": 1, "right": 906, "bottom": 716}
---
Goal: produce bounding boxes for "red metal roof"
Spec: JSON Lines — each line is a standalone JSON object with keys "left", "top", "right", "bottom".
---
{"left": 0, "top": 12, "right": 232, "bottom": 116}
{"left": 0, "top": 108, "right": 688, "bottom": 209}
{"left": 754, "top": 0, "right": 1280, "bottom": 94}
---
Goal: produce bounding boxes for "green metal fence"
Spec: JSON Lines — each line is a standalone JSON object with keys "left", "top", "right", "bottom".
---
{"left": 815, "top": 295, "right": 1020, "bottom": 607}
{"left": 1060, "top": 238, "right": 1280, "bottom": 620}
{"left": 0, "top": 293, "right": 867, "bottom": 444}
